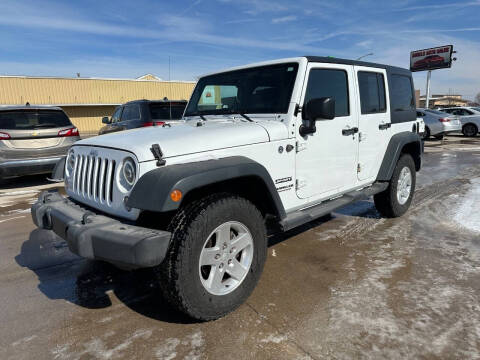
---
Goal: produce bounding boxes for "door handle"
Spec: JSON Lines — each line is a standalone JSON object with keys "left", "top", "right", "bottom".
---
{"left": 379, "top": 123, "right": 391, "bottom": 130}
{"left": 342, "top": 127, "right": 359, "bottom": 136}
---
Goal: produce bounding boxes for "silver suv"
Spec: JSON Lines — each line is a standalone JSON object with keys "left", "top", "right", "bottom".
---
{"left": 0, "top": 106, "right": 80, "bottom": 180}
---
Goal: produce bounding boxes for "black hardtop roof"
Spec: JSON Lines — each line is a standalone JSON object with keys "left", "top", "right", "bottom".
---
{"left": 305, "top": 56, "right": 411, "bottom": 75}
{"left": 125, "top": 99, "right": 187, "bottom": 105}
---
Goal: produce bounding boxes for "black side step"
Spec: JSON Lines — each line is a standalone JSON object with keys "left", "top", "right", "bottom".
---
{"left": 280, "top": 182, "right": 388, "bottom": 231}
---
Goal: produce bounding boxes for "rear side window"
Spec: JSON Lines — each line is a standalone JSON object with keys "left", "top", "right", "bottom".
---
{"left": 304, "top": 69, "right": 349, "bottom": 117}
{"left": 121, "top": 105, "right": 141, "bottom": 121}
{"left": 358, "top": 72, "right": 386, "bottom": 114}
{"left": 150, "top": 103, "right": 186, "bottom": 120}
{"left": 0, "top": 110, "right": 71, "bottom": 130}
{"left": 391, "top": 75, "right": 414, "bottom": 112}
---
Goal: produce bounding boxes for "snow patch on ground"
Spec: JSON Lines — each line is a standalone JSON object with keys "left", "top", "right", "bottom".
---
{"left": 454, "top": 178, "right": 480, "bottom": 233}
{"left": 260, "top": 334, "right": 287, "bottom": 344}
{"left": 154, "top": 331, "right": 204, "bottom": 360}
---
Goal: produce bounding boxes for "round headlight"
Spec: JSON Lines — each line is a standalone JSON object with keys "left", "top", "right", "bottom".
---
{"left": 122, "top": 157, "right": 136, "bottom": 187}
{"left": 67, "top": 149, "right": 75, "bottom": 173}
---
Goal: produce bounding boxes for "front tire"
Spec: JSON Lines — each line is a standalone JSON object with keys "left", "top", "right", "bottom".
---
{"left": 158, "top": 194, "right": 267, "bottom": 321}
{"left": 374, "top": 154, "right": 416, "bottom": 218}
{"left": 462, "top": 123, "right": 478, "bottom": 137}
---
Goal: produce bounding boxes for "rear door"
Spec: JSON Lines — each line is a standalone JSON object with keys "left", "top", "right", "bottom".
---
{"left": 354, "top": 67, "right": 390, "bottom": 181}
{"left": 295, "top": 63, "right": 359, "bottom": 199}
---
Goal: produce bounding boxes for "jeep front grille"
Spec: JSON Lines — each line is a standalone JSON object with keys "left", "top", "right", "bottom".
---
{"left": 66, "top": 146, "right": 140, "bottom": 220}
{"left": 72, "top": 155, "right": 116, "bottom": 206}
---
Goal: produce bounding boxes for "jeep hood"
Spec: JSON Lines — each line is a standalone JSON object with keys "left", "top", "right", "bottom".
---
{"left": 77, "top": 119, "right": 288, "bottom": 162}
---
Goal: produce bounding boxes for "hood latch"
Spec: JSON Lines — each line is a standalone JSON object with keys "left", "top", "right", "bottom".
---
{"left": 150, "top": 144, "right": 166, "bottom": 166}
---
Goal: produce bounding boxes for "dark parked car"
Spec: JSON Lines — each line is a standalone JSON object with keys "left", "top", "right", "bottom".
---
{"left": 99, "top": 99, "right": 187, "bottom": 135}
{"left": 0, "top": 106, "right": 79, "bottom": 180}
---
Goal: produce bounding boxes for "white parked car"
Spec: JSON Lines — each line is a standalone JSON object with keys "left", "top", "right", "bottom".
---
{"left": 32, "top": 57, "right": 423, "bottom": 320}
{"left": 441, "top": 107, "right": 480, "bottom": 137}
{"left": 416, "top": 108, "right": 462, "bottom": 140}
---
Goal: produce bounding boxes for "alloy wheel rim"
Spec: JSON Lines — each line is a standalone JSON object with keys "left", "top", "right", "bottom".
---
{"left": 198, "top": 221, "right": 254, "bottom": 296}
{"left": 465, "top": 125, "right": 476, "bottom": 137}
{"left": 397, "top": 167, "right": 412, "bottom": 205}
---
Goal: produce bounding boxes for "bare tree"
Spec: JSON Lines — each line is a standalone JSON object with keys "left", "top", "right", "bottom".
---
{"left": 475, "top": 92, "right": 480, "bottom": 105}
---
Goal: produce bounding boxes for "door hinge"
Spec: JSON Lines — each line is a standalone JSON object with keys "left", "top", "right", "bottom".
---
{"left": 296, "top": 141, "right": 307, "bottom": 153}
{"left": 296, "top": 178, "right": 307, "bottom": 190}
{"left": 357, "top": 163, "right": 362, "bottom": 173}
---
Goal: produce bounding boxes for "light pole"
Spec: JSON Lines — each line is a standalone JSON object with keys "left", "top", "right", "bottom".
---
{"left": 356, "top": 53, "right": 374, "bottom": 61}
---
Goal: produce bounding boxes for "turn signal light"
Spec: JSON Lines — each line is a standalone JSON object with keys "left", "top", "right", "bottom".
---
{"left": 58, "top": 127, "right": 79, "bottom": 137}
{"left": 170, "top": 189, "right": 182, "bottom": 202}
{"left": 438, "top": 118, "right": 450, "bottom": 123}
{"left": 142, "top": 121, "right": 166, "bottom": 127}
{"left": 0, "top": 131, "right": 11, "bottom": 140}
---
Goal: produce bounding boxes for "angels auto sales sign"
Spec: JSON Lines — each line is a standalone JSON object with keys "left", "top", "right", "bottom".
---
{"left": 410, "top": 45, "right": 453, "bottom": 72}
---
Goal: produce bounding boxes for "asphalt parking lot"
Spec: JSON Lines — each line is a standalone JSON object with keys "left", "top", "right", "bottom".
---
{"left": 1, "top": 135, "right": 479, "bottom": 360}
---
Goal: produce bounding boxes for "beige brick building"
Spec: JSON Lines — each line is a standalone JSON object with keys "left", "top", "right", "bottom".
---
{"left": 0, "top": 75, "right": 195, "bottom": 135}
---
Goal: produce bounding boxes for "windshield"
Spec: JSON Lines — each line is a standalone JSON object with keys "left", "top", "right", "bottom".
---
{"left": 0, "top": 110, "right": 71, "bottom": 130}
{"left": 149, "top": 103, "right": 186, "bottom": 120}
{"left": 184, "top": 63, "right": 299, "bottom": 117}
{"left": 472, "top": 107, "right": 480, "bottom": 112}
{"left": 425, "top": 109, "right": 448, "bottom": 116}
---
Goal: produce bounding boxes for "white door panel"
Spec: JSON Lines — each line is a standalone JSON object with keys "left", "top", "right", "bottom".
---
{"left": 355, "top": 67, "right": 391, "bottom": 181}
{"left": 296, "top": 63, "right": 359, "bottom": 199}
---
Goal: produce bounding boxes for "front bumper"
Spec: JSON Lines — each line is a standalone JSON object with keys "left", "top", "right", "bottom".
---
{"left": 0, "top": 156, "right": 62, "bottom": 179}
{"left": 31, "top": 190, "right": 171, "bottom": 269}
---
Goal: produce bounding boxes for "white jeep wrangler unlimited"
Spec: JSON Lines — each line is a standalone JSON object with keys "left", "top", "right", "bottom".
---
{"left": 32, "top": 57, "right": 423, "bottom": 320}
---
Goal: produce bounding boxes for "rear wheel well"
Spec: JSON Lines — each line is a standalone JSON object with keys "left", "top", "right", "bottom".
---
{"left": 401, "top": 141, "right": 421, "bottom": 171}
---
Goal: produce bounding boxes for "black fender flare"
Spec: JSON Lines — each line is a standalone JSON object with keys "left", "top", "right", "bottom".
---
{"left": 376, "top": 131, "right": 422, "bottom": 181}
{"left": 127, "top": 156, "right": 286, "bottom": 218}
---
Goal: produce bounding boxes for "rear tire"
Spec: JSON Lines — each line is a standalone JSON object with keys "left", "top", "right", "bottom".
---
{"left": 462, "top": 123, "right": 478, "bottom": 137}
{"left": 374, "top": 154, "right": 416, "bottom": 218}
{"left": 157, "top": 194, "right": 267, "bottom": 321}
{"left": 422, "top": 127, "right": 430, "bottom": 140}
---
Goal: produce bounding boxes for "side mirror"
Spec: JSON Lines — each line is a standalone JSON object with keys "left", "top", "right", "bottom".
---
{"left": 300, "top": 97, "right": 335, "bottom": 136}
{"left": 102, "top": 116, "right": 111, "bottom": 124}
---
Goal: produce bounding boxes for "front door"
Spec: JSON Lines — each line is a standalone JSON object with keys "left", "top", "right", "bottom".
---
{"left": 354, "top": 66, "right": 391, "bottom": 181}
{"left": 296, "top": 63, "right": 359, "bottom": 200}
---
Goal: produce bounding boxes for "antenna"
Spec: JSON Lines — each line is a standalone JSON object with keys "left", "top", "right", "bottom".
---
{"left": 169, "top": 56, "right": 172, "bottom": 120}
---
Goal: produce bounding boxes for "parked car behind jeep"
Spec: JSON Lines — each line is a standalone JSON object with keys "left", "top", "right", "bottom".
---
{"left": 441, "top": 107, "right": 480, "bottom": 137}
{"left": 416, "top": 108, "right": 461, "bottom": 140}
{"left": 99, "top": 99, "right": 187, "bottom": 135}
{"left": 0, "top": 106, "right": 79, "bottom": 180}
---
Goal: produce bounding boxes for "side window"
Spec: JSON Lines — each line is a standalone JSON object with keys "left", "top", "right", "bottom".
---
{"left": 111, "top": 107, "right": 123, "bottom": 122}
{"left": 304, "top": 69, "right": 349, "bottom": 117}
{"left": 121, "top": 105, "right": 141, "bottom": 121}
{"left": 358, "top": 71, "right": 386, "bottom": 114}
{"left": 465, "top": 109, "right": 474, "bottom": 115}
{"left": 391, "top": 75, "right": 414, "bottom": 112}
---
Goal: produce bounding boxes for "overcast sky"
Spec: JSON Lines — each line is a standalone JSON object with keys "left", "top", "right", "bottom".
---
{"left": 1, "top": 0, "right": 479, "bottom": 99}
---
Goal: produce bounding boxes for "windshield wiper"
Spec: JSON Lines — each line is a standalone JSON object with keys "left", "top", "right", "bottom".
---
{"left": 32, "top": 124, "right": 58, "bottom": 129}
{"left": 236, "top": 112, "right": 253, "bottom": 122}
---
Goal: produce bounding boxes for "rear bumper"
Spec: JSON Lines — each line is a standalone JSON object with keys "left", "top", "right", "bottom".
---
{"left": 0, "top": 157, "right": 62, "bottom": 178}
{"left": 31, "top": 190, "right": 171, "bottom": 269}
